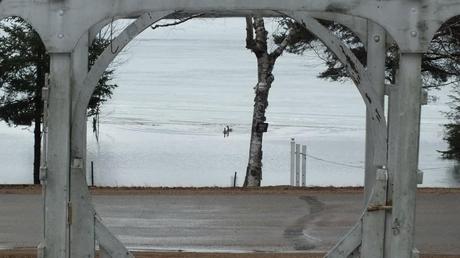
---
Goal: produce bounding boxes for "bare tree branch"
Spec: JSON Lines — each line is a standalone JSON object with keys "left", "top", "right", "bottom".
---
{"left": 151, "top": 13, "right": 205, "bottom": 30}
{"left": 270, "top": 28, "right": 294, "bottom": 60}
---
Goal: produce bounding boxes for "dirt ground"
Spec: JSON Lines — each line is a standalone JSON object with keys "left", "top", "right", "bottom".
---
{"left": 1, "top": 185, "right": 459, "bottom": 258}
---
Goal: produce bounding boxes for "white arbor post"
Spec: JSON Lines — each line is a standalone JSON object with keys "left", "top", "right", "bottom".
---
{"left": 42, "top": 53, "right": 72, "bottom": 258}
{"left": 288, "top": 12, "right": 390, "bottom": 257}
{"left": 70, "top": 32, "right": 96, "bottom": 258}
{"left": 363, "top": 22, "right": 387, "bottom": 203}
{"left": 290, "top": 138, "right": 295, "bottom": 186}
{"left": 385, "top": 75, "right": 398, "bottom": 258}
{"left": 361, "top": 21, "right": 388, "bottom": 258}
{"left": 388, "top": 53, "right": 422, "bottom": 258}
{"left": 65, "top": 12, "right": 170, "bottom": 258}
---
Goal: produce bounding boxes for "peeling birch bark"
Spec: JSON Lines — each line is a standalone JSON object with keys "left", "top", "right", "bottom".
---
{"left": 244, "top": 17, "right": 292, "bottom": 187}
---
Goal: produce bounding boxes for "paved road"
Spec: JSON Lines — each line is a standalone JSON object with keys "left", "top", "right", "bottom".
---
{"left": 0, "top": 191, "right": 459, "bottom": 254}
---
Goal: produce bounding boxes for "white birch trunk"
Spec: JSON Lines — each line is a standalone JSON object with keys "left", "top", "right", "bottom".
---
{"left": 244, "top": 17, "right": 288, "bottom": 187}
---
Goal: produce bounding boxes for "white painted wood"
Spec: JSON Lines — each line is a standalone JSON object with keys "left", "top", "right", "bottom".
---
{"left": 325, "top": 221, "right": 362, "bottom": 258}
{"left": 384, "top": 78, "right": 399, "bottom": 258}
{"left": 305, "top": 12, "right": 369, "bottom": 46}
{"left": 0, "top": 2, "right": 447, "bottom": 257}
{"left": 44, "top": 53, "right": 72, "bottom": 258}
{"left": 40, "top": 74, "right": 50, "bottom": 182}
{"left": 361, "top": 21, "right": 388, "bottom": 258}
{"left": 287, "top": 13, "right": 391, "bottom": 258}
{"left": 327, "top": 169, "right": 390, "bottom": 257}
{"left": 37, "top": 242, "right": 45, "bottom": 258}
{"left": 290, "top": 139, "right": 295, "bottom": 186}
{"left": 364, "top": 21, "right": 387, "bottom": 203}
{"left": 89, "top": 19, "right": 112, "bottom": 43}
{"left": 295, "top": 144, "right": 300, "bottom": 186}
{"left": 70, "top": 159, "right": 96, "bottom": 257}
{"left": 69, "top": 32, "right": 98, "bottom": 258}
{"left": 72, "top": 11, "right": 173, "bottom": 119}
{"left": 4, "top": 0, "right": 460, "bottom": 57}
{"left": 39, "top": 76, "right": 50, "bottom": 251}
{"left": 362, "top": 169, "right": 388, "bottom": 258}
{"left": 95, "top": 218, "right": 134, "bottom": 258}
{"left": 301, "top": 145, "right": 307, "bottom": 187}
{"left": 288, "top": 12, "right": 388, "bottom": 161}
{"left": 412, "top": 248, "right": 420, "bottom": 258}
{"left": 4, "top": 0, "right": 456, "bottom": 53}
{"left": 388, "top": 53, "right": 422, "bottom": 258}
{"left": 99, "top": 246, "right": 112, "bottom": 258}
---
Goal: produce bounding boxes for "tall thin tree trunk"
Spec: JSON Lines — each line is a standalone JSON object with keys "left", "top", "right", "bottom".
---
{"left": 244, "top": 67, "right": 274, "bottom": 186}
{"left": 33, "top": 50, "right": 45, "bottom": 184}
{"left": 244, "top": 17, "right": 293, "bottom": 187}
{"left": 244, "top": 17, "right": 275, "bottom": 187}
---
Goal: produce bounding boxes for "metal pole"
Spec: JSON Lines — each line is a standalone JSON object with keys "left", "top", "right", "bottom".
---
{"left": 389, "top": 53, "right": 422, "bottom": 258}
{"left": 234, "top": 172, "right": 237, "bottom": 187}
{"left": 290, "top": 138, "right": 295, "bottom": 186}
{"left": 301, "top": 145, "right": 307, "bottom": 187}
{"left": 295, "top": 144, "right": 300, "bottom": 186}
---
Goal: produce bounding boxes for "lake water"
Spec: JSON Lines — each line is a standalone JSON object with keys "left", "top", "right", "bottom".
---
{"left": 1, "top": 18, "right": 460, "bottom": 187}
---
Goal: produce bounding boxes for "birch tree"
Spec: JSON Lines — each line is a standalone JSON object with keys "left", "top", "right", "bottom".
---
{"left": 244, "top": 17, "right": 292, "bottom": 187}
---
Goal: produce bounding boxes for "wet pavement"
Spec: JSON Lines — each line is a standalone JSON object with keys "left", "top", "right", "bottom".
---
{"left": 0, "top": 191, "right": 459, "bottom": 254}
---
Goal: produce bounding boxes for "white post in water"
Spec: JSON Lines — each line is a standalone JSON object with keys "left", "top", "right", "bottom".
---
{"left": 290, "top": 140, "right": 307, "bottom": 187}
{"left": 295, "top": 144, "right": 301, "bottom": 186}
{"left": 302, "top": 145, "right": 307, "bottom": 187}
{"left": 290, "top": 138, "right": 295, "bottom": 186}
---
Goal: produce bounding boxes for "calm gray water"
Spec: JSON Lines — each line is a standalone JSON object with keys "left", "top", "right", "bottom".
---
{"left": 1, "top": 18, "right": 459, "bottom": 187}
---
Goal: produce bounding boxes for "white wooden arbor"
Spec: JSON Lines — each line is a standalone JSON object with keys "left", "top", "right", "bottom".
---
{"left": 1, "top": 0, "right": 459, "bottom": 257}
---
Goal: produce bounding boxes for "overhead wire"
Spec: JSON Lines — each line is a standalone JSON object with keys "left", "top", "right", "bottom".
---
{"left": 304, "top": 153, "right": 364, "bottom": 169}
{"left": 304, "top": 153, "right": 455, "bottom": 171}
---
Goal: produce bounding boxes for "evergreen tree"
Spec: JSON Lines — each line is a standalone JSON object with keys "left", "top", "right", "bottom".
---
{"left": 0, "top": 17, "right": 117, "bottom": 184}
{"left": 443, "top": 91, "right": 460, "bottom": 160}
{"left": 274, "top": 16, "right": 460, "bottom": 159}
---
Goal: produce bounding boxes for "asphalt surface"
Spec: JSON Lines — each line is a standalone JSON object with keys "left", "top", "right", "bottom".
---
{"left": 0, "top": 190, "right": 459, "bottom": 255}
